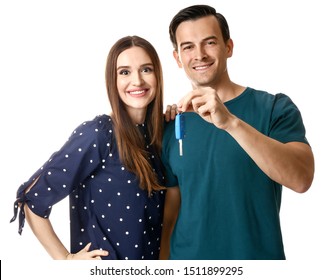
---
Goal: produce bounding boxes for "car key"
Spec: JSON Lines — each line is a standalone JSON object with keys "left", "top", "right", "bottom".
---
{"left": 175, "top": 113, "right": 185, "bottom": 156}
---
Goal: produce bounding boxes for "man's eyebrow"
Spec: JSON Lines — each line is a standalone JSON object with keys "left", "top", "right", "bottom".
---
{"left": 203, "top": 35, "right": 218, "bottom": 41}
{"left": 179, "top": 36, "right": 218, "bottom": 48}
{"left": 179, "top": 41, "right": 192, "bottom": 48}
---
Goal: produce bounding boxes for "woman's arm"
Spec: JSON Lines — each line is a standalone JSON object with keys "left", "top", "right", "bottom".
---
{"left": 24, "top": 204, "right": 70, "bottom": 259}
{"left": 23, "top": 179, "right": 109, "bottom": 260}
{"left": 159, "top": 186, "right": 181, "bottom": 260}
{"left": 24, "top": 204, "right": 109, "bottom": 260}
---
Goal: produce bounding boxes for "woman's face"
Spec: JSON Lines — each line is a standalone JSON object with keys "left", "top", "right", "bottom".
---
{"left": 116, "top": 46, "right": 157, "bottom": 123}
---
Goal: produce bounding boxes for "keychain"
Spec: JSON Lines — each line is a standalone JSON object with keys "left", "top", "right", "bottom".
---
{"left": 175, "top": 113, "right": 185, "bottom": 156}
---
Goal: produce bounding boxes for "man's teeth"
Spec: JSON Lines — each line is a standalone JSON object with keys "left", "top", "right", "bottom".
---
{"left": 194, "top": 65, "right": 209, "bottom": 70}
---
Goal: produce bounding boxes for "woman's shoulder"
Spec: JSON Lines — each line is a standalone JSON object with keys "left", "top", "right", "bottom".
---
{"left": 74, "top": 114, "right": 113, "bottom": 133}
{"left": 67, "top": 114, "right": 114, "bottom": 145}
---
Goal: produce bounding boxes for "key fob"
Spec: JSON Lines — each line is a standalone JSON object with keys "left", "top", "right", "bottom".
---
{"left": 175, "top": 113, "right": 185, "bottom": 139}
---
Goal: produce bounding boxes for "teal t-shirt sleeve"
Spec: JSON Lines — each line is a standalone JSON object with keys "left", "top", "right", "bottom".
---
{"left": 269, "top": 93, "right": 309, "bottom": 145}
{"left": 161, "top": 121, "right": 179, "bottom": 188}
{"left": 161, "top": 147, "right": 179, "bottom": 187}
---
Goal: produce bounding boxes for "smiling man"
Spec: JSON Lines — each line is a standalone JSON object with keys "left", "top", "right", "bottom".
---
{"left": 160, "top": 4, "right": 314, "bottom": 260}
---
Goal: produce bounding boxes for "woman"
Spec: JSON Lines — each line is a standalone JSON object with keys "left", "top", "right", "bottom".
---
{"left": 11, "top": 36, "right": 166, "bottom": 260}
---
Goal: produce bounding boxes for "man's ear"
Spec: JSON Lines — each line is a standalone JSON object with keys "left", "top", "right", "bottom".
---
{"left": 226, "top": 38, "right": 234, "bottom": 58}
{"left": 173, "top": 50, "right": 183, "bottom": 68}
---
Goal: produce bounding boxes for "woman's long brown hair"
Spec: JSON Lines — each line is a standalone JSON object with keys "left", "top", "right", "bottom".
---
{"left": 105, "top": 36, "right": 164, "bottom": 195}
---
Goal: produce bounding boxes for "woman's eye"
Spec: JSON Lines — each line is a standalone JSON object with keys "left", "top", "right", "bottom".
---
{"left": 142, "top": 67, "right": 153, "bottom": 73}
{"left": 119, "top": 69, "right": 129, "bottom": 75}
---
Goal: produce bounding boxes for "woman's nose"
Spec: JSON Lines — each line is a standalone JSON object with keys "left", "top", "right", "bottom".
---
{"left": 132, "top": 72, "right": 144, "bottom": 86}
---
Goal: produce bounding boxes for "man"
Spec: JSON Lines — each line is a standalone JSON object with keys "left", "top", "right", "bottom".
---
{"left": 160, "top": 4, "right": 314, "bottom": 260}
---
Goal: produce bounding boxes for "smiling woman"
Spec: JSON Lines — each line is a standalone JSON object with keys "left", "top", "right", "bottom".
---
{"left": 116, "top": 46, "right": 158, "bottom": 124}
{"left": 1, "top": 1, "right": 329, "bottom": 277}
{"left": 10, "top": 35, "right": 166, "bottom": 260}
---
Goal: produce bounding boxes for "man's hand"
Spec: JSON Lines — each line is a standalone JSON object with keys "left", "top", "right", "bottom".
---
{"left": 178, "top": 87, "right": 235, "bottom": 130}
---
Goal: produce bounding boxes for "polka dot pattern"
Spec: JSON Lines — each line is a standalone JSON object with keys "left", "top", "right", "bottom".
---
{"left": 12, "top": 115, "right": 165, "bottom": 260}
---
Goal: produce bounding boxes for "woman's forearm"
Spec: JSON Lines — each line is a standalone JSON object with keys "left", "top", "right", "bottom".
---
{"left": 24, "top": 204, "right": 70, "bottom": 260}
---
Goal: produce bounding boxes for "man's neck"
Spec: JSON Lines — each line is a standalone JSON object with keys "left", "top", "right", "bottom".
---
{"left": 193, "top": 80, "right": 246, "bottom": 103}
{"left": 216, "top": 82, "right": 246, "bottom": 103}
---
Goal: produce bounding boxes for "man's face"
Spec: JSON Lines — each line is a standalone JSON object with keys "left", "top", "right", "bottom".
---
{"left": 173, "top": 15, "right": 233, "bottom": 88}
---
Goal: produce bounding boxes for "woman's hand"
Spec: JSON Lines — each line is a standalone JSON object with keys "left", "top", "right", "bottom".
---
{"left": 66, "top": 242, "right": 109, "bottom": 260}
{"left": 164, "top": 104, "right": 178, "bottom": 122}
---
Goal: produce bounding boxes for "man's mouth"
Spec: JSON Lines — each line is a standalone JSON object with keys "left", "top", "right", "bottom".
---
{"left": 193, "top": 63, "right": 213, "bottom": 71}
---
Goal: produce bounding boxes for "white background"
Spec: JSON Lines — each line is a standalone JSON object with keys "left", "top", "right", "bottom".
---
{"left": 1, "top": 0, "right": 330, "bottom": 279}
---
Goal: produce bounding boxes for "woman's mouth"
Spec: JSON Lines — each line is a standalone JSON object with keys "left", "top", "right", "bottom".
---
{"left": 127, "top": 89, "right": 148, "bottom": 97}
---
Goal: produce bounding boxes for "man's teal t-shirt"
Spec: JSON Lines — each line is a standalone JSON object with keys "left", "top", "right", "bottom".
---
{"left": 161, "top": 87, "right": 309, "bottom": 260}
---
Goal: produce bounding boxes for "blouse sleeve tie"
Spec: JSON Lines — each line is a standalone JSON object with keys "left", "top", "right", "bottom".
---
{"left": 10, "top": 194, "right": 27, "bottom": 235}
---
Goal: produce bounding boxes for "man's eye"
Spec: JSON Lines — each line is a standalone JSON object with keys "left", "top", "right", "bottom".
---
{"left": 183, "top": 45, "right": 192, "bottom": 51}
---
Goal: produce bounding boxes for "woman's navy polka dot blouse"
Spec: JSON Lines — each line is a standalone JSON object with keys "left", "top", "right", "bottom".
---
{"left": 11, "top": 114, "right": 165, "bottom": 260}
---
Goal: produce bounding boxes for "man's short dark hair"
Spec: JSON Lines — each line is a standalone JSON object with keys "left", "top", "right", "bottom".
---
{"left": 169, "top": 4, "right": 230, "bottom": 50}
